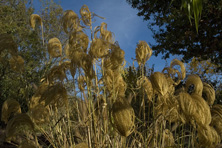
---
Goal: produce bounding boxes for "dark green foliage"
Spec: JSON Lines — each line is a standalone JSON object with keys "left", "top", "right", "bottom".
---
{"left": 127, "top": 0, "right": 222, "bottom": 71}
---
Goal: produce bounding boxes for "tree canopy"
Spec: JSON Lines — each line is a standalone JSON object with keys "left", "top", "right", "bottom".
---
{"left": 127, "top": 0, "right": 222, "bottom": 71}
{"left": 0, "top": 0, "right": 64, "bottom": 125}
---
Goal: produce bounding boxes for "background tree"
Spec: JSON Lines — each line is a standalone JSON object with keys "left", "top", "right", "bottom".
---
{"left": 0, "top": 0, "right": 64, "bottom": 126}
{"left": 126, "top": 0, "right": 222, "bottom": 72}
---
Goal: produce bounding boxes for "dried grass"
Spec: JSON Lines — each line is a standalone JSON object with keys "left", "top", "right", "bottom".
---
{"left": 135, "top": 41, "right": 152, "bottom": 65}
{"left": 110, "top": 97, "right": 135, "bottom": 137}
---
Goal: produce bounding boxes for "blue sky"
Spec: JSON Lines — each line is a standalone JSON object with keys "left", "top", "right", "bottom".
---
{"left": 34, "top": 0, "right": 182, "bottom": 72}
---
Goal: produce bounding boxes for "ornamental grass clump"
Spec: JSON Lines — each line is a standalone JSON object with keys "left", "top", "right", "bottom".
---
{"left": 1, "top": 3, "right": 222, "bottom": 148}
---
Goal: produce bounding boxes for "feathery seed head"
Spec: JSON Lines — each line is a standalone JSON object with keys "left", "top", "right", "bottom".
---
{"left": 30, "top": 14, "right": 42, "bottom": 29}
{"left": 6, "top": 113, "right": 34, "bottom": 141}
{"left": 135, "top": 41, "right": 152, "bottom": 65}
{"left": 137, "top": 76, "right": 153, "bottom": 101}
{"left": 80, "top": 5, "right": 92, "bottom": 26}
{"left": 202, "top": 82, "right": 215, "bottom": 106}
{"left": 110, "top": 97, "right": 135, "bottom": 137}
{"left": 89, "top": 38, "right": 109, "bottom": 58}
{"left": 210, "top": 104, "right": 222, "bottom": 137}
{"left": 47, "top": 37, "right": 62, "bottom": 58}
{"left": 170, "top": 59, "right": 186, "bottom": 80}
{"left": 149, "top": 72, "right": 169, "bottom": 96}
{"left": 185, "top": 74, "right": 203, "bottom": 96}
{"left": 1, "top": 99, "right": 21, "bottom": 124}
{"left": 62, "top": 10, "right": 81, "bottom": 33}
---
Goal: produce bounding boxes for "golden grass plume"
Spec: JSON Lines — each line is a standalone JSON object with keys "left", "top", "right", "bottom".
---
{"left": 137, "top": 76, "right": 153, "bottom": 101}
{"left": 89, "top": 38, "right": 108, "bottom": 58}
{"left": 80, "top": 5, "right": 92, "bottom": 27}
{"left": 210, "top": 104, "right": 222, "bottom": 137}
{"left": 30, "top": 14, "right": 42, "bottom": 29}
{"left": 39, "top": 83, "right": 68, "bottom": 108}
{"left": 162, "top": 67, "right": 181, "bottom": 86}
{"left": 149, "top": 72, "right": 169, "bottom": 97}
{"left": 62, "top": 10, "right": 81, "bottom": 33}
{"left": 1, "top": 99, "right": 21, "bottom": 124}
{"left": 47, "top": 37, "right": 62, "bottom": 58}
{"left": 170, "top": 59, "right": 186, "bottom": 80}
{"left": 110, "top": 97, "right": 135, "bottom": 137}
{"left": 47, "top": 61, "right": 70, "bottom": 83}
{"left": 6, "top": 113, "right": 34, "bottom": 141}
{"left": 100, "top": 22, "right": 115, "bottom": 43}
{"left": 29, "top": 104, "right": 50, "bottom": 125}
{"left": 30, "top": 14, "right": 44, "bottom": 45}
{"left": 197, "top": 125, "right": 221, "bottom": 148}
{"left": 191, "top": 93, "right": 211, "bottom": 127}
{"left": 110, "top": 43, "right": 125, "bottom": 70}
{"left": 185, "top": 74, "right": 203, "bottom": 96}
{"left": 202, "top": 82, "right": 215, "bottom": 106}
{"left": 69, "top": 31, "right": 89, "bottom": 53}
{"left": 177, "top": 92, "right": 196, "bottom": 124}
{"left": 162, "top": 129, "right": 175, "bottom": 147}
{"left": 135, "top": 40, "right": 152, "bottom": 65}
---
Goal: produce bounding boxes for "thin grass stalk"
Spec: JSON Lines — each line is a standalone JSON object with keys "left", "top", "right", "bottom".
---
{"left": 160, "top": 120, "right": 166, "bottom": 148}
{"left": 153, "top": 96, "right": 157, "bottom": 147}
{"left": 121, "top": 136, "right": 126, "bottom": 148}
{"left": 86, "top": 94, "right": 93, "bottom": 148}
{"left": 102, "top": 59, "right": 110, "bottom": 147}
{"left": 39, "top": 127, "right": 57, "bottom": 148}
{"left": 41, "top": 23, "right": 44, "bottom": 46}
{"left": 188, "top": 125, "right": 192, "bottom": 148}
{"left": 192, "top": 125, "right": 196, "bottom": 148}
{"left": 160, "top": 122, "right": 164, "bottom": 148}
{"left": 87, "top": 125, "right": 92, "bottom": 148}
{"left": 138, "top": 65, "right": 143, "bottom": 120}
{"left": 141, "top": 65, "right": 146, "bottom": 128}
{"left": 66, "top": 105, "right": 73, "bottom": 147}
{"left": 182, "top": 124, "right": 184, "bottom": 148}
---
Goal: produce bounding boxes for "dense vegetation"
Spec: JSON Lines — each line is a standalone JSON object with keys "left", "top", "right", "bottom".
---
{"left": 0, "top": 0, "right": 222, "bottom": 148}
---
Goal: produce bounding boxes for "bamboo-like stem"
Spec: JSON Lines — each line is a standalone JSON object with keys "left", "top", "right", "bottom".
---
{"left": 87, "top": 125, "right": 92, "bottom": 148}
